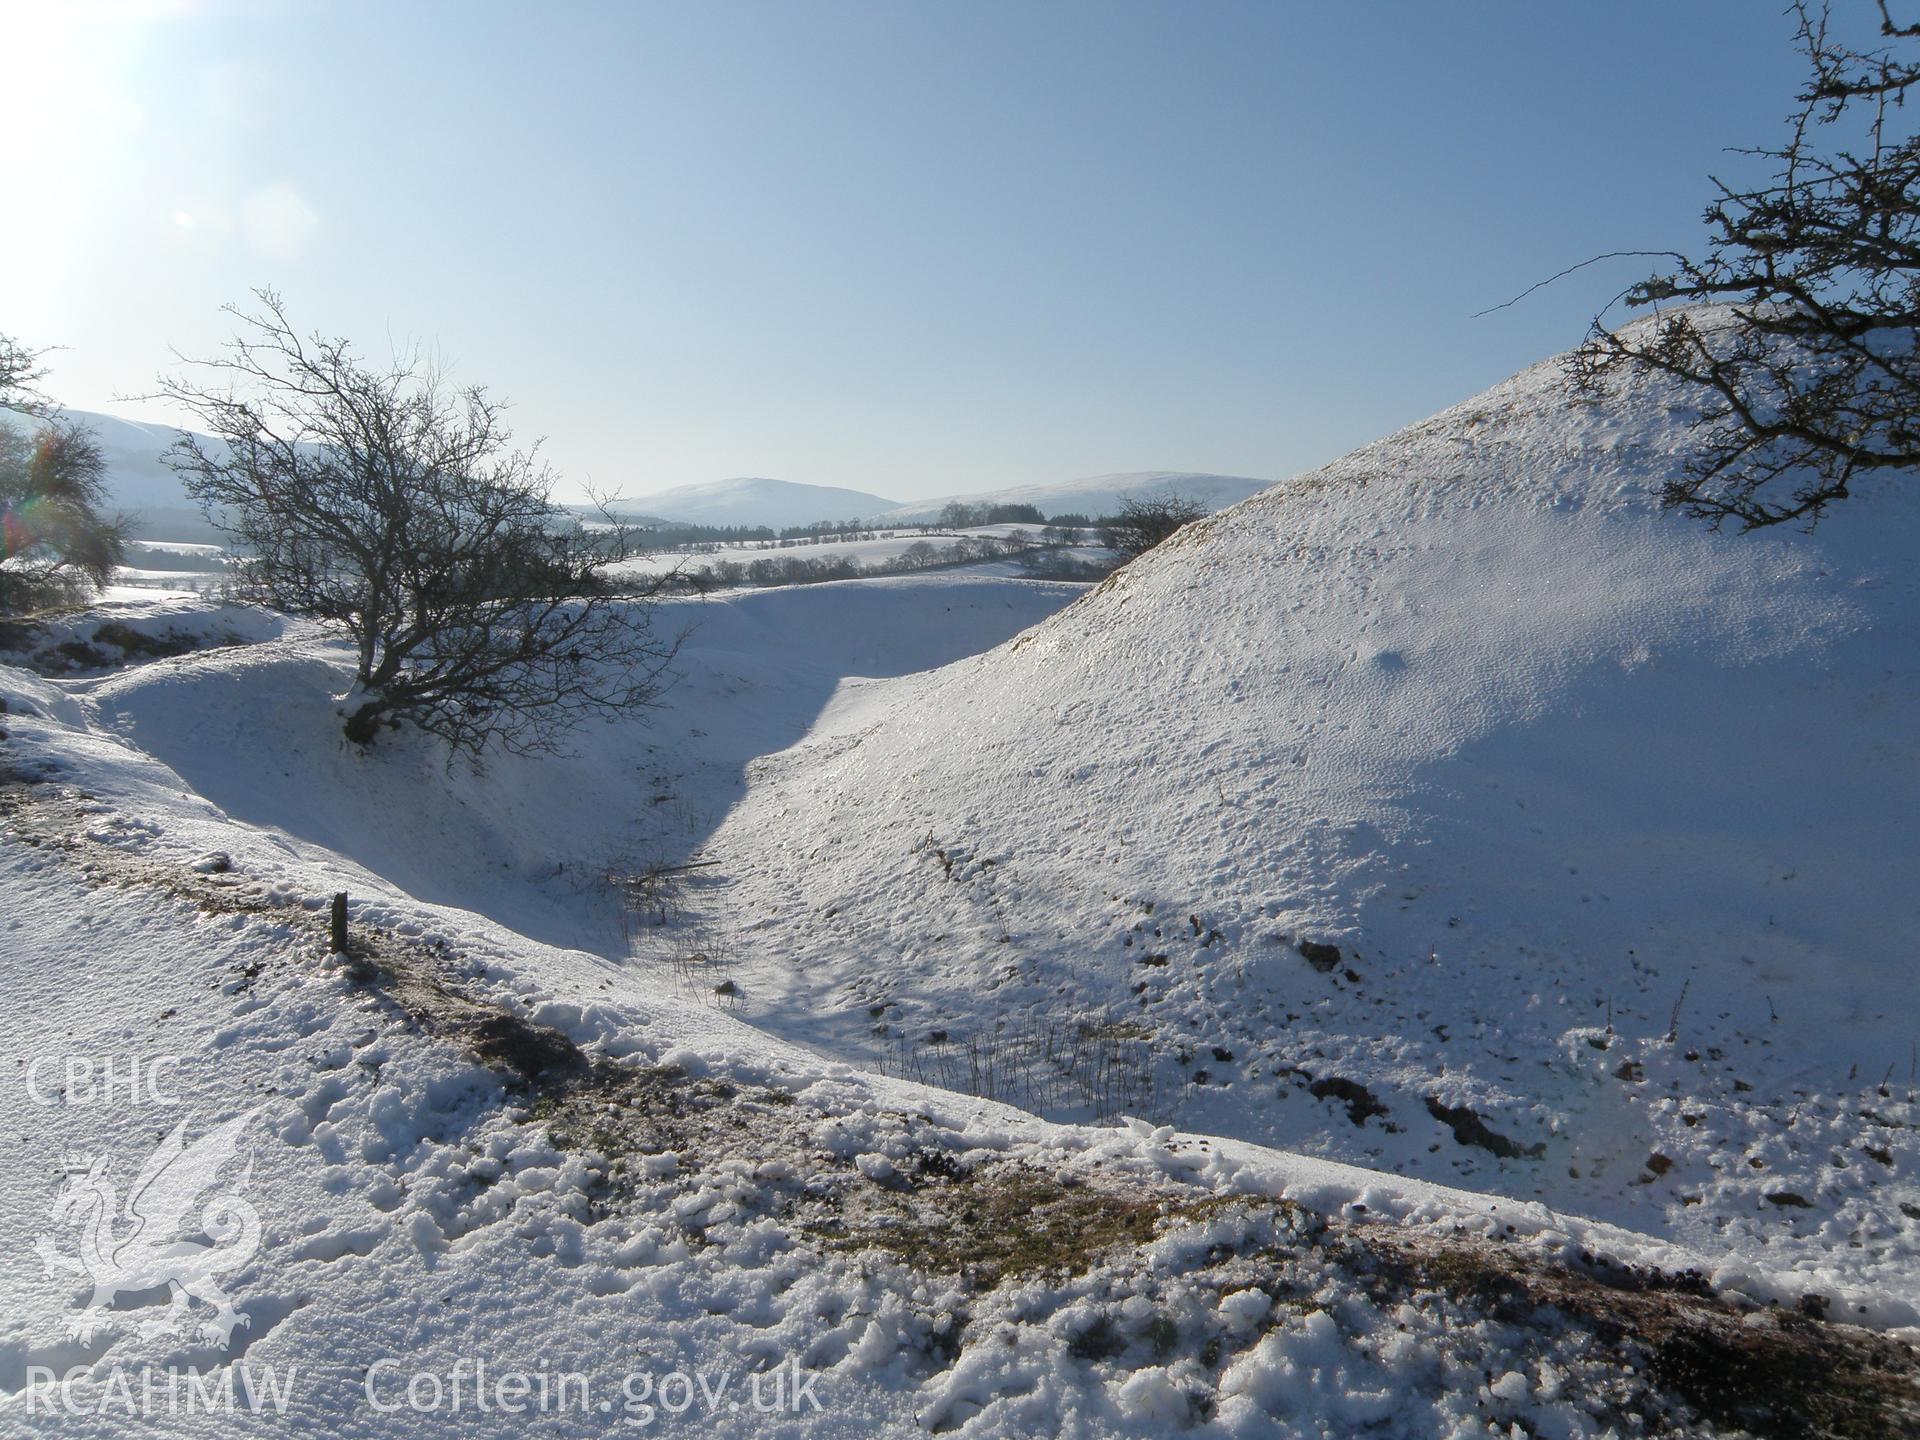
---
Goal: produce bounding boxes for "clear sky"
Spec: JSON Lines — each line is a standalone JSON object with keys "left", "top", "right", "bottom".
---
{"left": 3, "top": 1, "right": 1817, "bottom": 505}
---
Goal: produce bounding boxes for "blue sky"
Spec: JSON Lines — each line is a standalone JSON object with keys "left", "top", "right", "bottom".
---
{"left": 4, "top": 1, "right": 1816, "bottom": 504}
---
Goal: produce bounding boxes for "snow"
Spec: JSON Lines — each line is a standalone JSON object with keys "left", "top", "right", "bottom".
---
{"left": 1, "top": 790, "right": 1758, "bottom": 1436}
{"left": 4, "top": 334, "right": 1917, "bottom": 1437}
{"left": 43, "top": 575, "right": 1083, "bottom": 957}
{"left": 607, "top": 523, "right": 1104, "bottom": 583}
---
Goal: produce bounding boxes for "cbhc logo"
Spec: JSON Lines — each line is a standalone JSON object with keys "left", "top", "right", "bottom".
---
{"left": 26, "top": 1056, "right": 182, "bottom": 1106}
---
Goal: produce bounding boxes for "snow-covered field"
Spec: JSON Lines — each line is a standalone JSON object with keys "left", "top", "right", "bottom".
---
{"left": 103, "top": 542, "right": 231, "bottom": 596}
{"left": 4, "top": 343, "right": 1918, "bottom": 1437}
{"left": 605, "top": 524, "right": 1105, "bottom": 585}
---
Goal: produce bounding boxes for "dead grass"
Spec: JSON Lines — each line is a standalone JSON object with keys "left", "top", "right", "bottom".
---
{"left": 1356, "top": 1228, "right": 1920, "bottom": 1440}
{"left": 815, "top": 1164, "right": 1225, "bottom": 1287}
{"left": 0, "top": 617, "right": 243, "bottom": 676}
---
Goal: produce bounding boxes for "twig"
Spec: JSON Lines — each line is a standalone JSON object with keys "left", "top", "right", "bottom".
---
{"left": 1666, "top": 979, "right": 1691, "bottom": 1043}
{"left": 1471, "top": 250, "right": 1689, "bottom": 318}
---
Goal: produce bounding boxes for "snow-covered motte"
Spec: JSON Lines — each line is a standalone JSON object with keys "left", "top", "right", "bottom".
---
{"left": 702, "top": 337, "right": 1920, "bottom": 1306}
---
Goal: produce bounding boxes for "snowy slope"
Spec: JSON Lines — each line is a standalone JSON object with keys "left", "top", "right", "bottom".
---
{"left": 60, "top": 576, "right": 1085, "bottom": 959}
{"left": 0, "top": 407, "right": 192, "bottom": 512}
{"left": 870, "top": 471, "right": 1272, "bottom": 525}
{"left": 700, "top": 337, "right": 1920, "bottom": 1295}
{"left": 622, "top": 476, "right": 901, "bottom": 529}
{"left": 0, "top": 407, "right": 209, "bottom": 536}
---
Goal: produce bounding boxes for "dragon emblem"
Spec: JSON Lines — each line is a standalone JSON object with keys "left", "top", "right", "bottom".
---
{"left": 34, "top": 1109, "right": 263, "bottom": 1347}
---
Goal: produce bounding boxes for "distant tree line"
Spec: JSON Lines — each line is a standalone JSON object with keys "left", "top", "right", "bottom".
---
{"left": 635, "top": 492, "right": 1212, "bottom": 595}
{"left": 934, "top": 500, "right": 1047, "bottom": 529}
{"left": 625, "top": 497, "right": 1203, "bottom": 569}
{"left": 630, "top": 521, "right": 777, "bottom": 547}
{"left": 657, "top": 530, "right": 1055, "bottom": 593}
{"left": 629, "top": 504, "right": 1091, "bottom": 556}
{"left": 778, "top": 518, "right": 882, "bottom": 540}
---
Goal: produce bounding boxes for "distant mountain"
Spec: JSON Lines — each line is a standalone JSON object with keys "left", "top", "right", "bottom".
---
{"left": 623, "top": 477, "right": 900, "bottom": 530}
{"left": 1, "top": 409, "right": 749, "bottom": 543}
{"left": 3, "top": 411, "right": 1265, "bottom": 541}
{"left": 0, "top": 406, "right": 217, "bottom": 539}
{"left": 870, "top": 470, "right": 1271, "bottom": 525}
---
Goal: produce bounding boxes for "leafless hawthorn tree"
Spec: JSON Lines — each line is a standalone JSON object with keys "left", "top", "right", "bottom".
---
{"left": 0, "top": 332, "right": 49, "bottom": 415}
{"left": 1099, "top": 492, "right": 1208, "bottom": 559}
{"left": 1575, "top": 1, "right": 1920, "bottom": 529}
{"left": 158, "top": 291, "right": 678, "bottom": 758}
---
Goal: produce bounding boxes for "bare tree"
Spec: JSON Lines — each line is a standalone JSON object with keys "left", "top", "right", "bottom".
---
{"left": 157, "top": 291, "right": 678, "bottom": 757}
{"left": 0, "top": 331, "right": 49, "bottom": 415}
{"left": 938, "top": 500, "right": 976, "bottom": 532}
{"left": 1575, "top": 1, "right": 1920, "bottom": 529}
{"left": 1100, "top": 492, "right": 1208, "bottom": 559}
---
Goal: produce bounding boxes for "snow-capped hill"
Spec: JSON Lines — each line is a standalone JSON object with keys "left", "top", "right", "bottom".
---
{"left": 623, "top": 475, "right": 900, "bottom": 529}
{"left": 870, "top": 470, "right": 1272, "bottom": 524}
{"left": 1, "top": 406, "right": 211, "bottom": 535}
{"left": 708, "top": 335, "right": 1920, "bottom": 1285}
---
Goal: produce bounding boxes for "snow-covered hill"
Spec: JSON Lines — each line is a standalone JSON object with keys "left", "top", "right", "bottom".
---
{"left": 622, "top": 476, "right": 901, "bottom": 529}
{"left": 0, "top": 406, "right": 212, "bottom": 538}
{"left": 870, "top": 471, "right": 1272, "bottom": 525}
{"left": 701, "top": 335, "right": 1920, "bottom": 1296}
